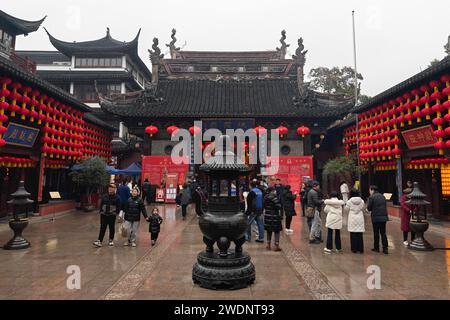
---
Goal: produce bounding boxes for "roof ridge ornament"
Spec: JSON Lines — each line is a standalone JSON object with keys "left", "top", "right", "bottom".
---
{"left": 106, "top": 27, "right": 111, "bottom": 38}
{"left": 276, "top": 30, "right": 290, "bottom": 60}
{"left": 166, "top": 28, "right": 181, "bottom": 59}
{"left": 292, "top": 37, "right": 308, "bottom": 96}
{"left": 149, "top": 37, "right": 164, "bottom": 65}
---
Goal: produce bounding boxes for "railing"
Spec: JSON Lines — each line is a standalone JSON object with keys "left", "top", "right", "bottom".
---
{"left": 9, "top": 52, "right": 37, "bottom": 74}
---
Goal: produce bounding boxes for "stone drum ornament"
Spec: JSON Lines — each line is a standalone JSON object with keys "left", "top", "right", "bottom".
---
{"left": 192, "top": 135, "right": 255, "bottom": 289}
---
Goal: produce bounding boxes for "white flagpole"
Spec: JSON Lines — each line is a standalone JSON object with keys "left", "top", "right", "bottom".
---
{"left": 352, "top": 10, "right": 362, "bottom": 194}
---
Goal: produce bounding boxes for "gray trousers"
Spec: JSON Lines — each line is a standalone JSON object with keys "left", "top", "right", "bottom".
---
{"left": 124, "top": 220, "right": 140, "bottom": 243}
{"left": 309, "top": 209, "right": 322, "bottom": 240}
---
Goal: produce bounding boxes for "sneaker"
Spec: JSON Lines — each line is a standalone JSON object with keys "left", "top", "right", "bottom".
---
{"left": 151, "top": 240, "right": 155, "bottom": 246}
{"left": 335, "top": 249, "right": 342, "bottom": 253}
{"left": 131, "top": 242, "right": 137, "bottom": 247}
{"left": 124, "top": 241, "right": 130, "bottom": 247}
{"left": 324, "top": 248, "right": 332, "bottom": 254}
{"left": 93, "top": 240, "right": 102, "bottom": 247}
{"left": 289, "top": 229, "right": 294, "bottom": 233}
{"left": 255, "top": 239, "right": 264, "bottom": 243}
{"left": 403, "top": 241, "right": 409, "bottom": 247}
{"left": 285, "top": 229, "right": 290, "bottom": 235}
{"left": 108, "top": 240, "right": 114, "bottom": 247}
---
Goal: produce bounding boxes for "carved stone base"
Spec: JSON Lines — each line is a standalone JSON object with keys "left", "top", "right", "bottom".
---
{"left": 192, "top": 251, "right": 255, "bottom": 290}
{"left": 3, "top": 220, "right": 31, "bottom": 250}
{"left": 408, "top": 221, "right": 434, "bottom": 251}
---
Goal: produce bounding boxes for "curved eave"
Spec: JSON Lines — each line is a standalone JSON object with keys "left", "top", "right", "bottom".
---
{"left": 0, "top": 55, "right": 91, "bottom": 112}
{"left": 0, "top": 10, "right": 46, "bottom": 35}
{"left": 44, "top": 28, "right": 141, "bottom": 58}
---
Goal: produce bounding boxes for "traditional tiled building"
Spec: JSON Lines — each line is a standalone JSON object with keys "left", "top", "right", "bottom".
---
{"left": 100, "top": 30, "right": 354, "bottom": 189}
{"left": 322, "top": 41, "right": 450, "bottom": 220}
{"left": 0, "top": 10, "right": 115, "bottom": 217}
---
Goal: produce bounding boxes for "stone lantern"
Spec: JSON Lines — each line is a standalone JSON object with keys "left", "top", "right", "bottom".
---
{"left": 406, "top": 182, "right": 433, "bottom": 251}
{"left": 3, "top": 181, "right": 33, "bottom": 250}
{"left": 192, "top": 135, "right": 255, "bottom": 290}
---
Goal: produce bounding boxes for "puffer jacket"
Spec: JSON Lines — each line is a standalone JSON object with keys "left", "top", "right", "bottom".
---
{"left": 345, "top": 197, "right": 365, "bottom": 233}
{"left": 282, "top": 188, "right": 297, "bottom": 217}
{"left": 324, "top": 198, "right": 345, "bottom": 230}
{"left": 264, "top": 189, "right": 283, "bottom": 232}
{"left": 148, "top": 213, "right": 163, "bottom": 233}
{"left": 367, "top": 192, "right": 389, "bottom": 223}
{"left": 124, "top": 196, "right": 148, "bottom": 222}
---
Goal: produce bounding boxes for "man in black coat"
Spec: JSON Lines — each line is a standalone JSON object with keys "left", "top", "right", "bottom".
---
{"left": 367, "top": 185, "right": 389, "bottom": 254}
{"left": 93, "top": 184, "right": 121, "bottom": 247}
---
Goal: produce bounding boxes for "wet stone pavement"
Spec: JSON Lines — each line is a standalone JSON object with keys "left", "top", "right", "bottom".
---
{"left": 0, "top": 204, "right": 449, "bottom": 300}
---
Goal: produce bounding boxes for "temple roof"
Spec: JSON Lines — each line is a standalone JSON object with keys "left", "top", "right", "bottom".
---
{"left": 176, "top": 51, "right": 281, "bottom": 61}
{"left": 0, "top": 54, "right": 90, "bottom": 112}
{"left": 83, "top": 113, "right": 117, "bottom": 132}
{"left": 44, "top": 28, "right": 152, "bottom": 79}
{"left": 0, "top": 10, "right": 46, "bottom": 36}
{"left": 99, "top": 79, "right": 353, "bottom": 119}
{"left": 353, "top": 55, "right": 450, "bottom": 114}
{"left": 45, "top": 28, "right": 141, "bottom": 56}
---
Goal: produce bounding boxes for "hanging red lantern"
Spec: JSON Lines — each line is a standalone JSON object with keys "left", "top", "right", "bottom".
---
{"left": 145, "top": 125, "right": 158, "bottom": 137}
{"left": 254, "top": 126, "right": 266, "bottom": 135}
{"left": 297, "top": 126, "right": 310, "bottom": 138}
{"left": 166, "top": 125, "right": 179, "bottom": 135}
{"left": 189, "top": 126, "right": 201, "bottom": 136}
{"left": 276, "top": 125, "right": 288, "bottom": 137}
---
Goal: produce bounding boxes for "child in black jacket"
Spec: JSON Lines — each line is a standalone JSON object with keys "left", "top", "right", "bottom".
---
{"left": 148, "top": 208, "right": 163, "bottom": 246}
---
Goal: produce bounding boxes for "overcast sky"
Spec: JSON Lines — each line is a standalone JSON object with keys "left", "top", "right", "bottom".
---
{"left": 3, "top": 0, "right": 449, "bottom": 97}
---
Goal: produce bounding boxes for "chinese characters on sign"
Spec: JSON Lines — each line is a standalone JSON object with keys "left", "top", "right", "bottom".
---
{"left": 401, "top": 125, "right": 437, "bottom": 150}
{"left": 3, "top": 123, "right": 40, "bottom": 148}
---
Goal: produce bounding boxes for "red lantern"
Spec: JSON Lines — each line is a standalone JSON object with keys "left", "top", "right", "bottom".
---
{"left": 189, "top": 126, "right": 201, "bottom": 136}
{"left": 297, "top": 126, "right": 310, "bottom": 138}
{"left": 166, "top": 125, "right": 179, "bottom": 135}
{"left": 145, "top": 125, "right": 158, "bottom": 136}
{"left": 254, "top": 126, "right": 266, "bottom": 135}
{"left": 276, "top": 125, "right": 288, "bottom": 137}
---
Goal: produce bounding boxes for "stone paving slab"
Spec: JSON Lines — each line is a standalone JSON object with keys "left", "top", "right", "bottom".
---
{"left": 0, "top": 204, "right": 449, "bottom": 300}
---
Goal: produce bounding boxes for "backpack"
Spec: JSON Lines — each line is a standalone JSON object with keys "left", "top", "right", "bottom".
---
{"left": 252, "top": 187, "right": 263, "bottom": 210}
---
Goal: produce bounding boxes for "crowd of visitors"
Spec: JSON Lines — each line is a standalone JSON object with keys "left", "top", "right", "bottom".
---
{"left": 92, "top": 173, "right": 415, "bottom": 256}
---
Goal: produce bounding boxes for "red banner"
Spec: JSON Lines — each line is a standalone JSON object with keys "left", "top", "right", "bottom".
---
{"left": 141, "top": 156, "right": 189, "bottom": 187}
{"left": 265, "top": 156, "right": 313, "bottom": 202}
{"left": 401, "top": 125, "right": 437, "bottom": 150}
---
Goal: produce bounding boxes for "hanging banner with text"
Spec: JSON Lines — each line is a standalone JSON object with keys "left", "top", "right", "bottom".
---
{"left": 264, "top": 156, "right": 314, "bottom": 202}
{"left": 142, "top": 156, "right": 189, "bottom": 188}
{"left": 401, "top": 125, "right": 437, "bottom": 150}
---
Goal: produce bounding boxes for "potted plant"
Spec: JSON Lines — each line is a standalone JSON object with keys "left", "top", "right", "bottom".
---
{"left": 69, "top": 157, "right": 110, "bottom": 211}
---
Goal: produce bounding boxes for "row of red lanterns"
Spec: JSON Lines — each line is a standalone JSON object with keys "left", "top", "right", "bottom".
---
{"left": 357, "top": 75, "right": 450, "bottom": 161}
{"left": 0, "top": 157, "right": 36, "bottom": 168}
{"left": 145, "top": 125, "right": 311, "bottom": 138}
{"left": 406, "top": 158, "right": 450, "bottom": 169}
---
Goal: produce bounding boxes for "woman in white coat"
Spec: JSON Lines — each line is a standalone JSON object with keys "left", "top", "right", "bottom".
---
{"left": 324, "top": 191, "right": 345, "bottom": 254}
{"left": 345, "top": 189, "right": 365, "bottom": 253}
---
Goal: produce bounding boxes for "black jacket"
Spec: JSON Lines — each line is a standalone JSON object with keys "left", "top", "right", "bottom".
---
{"left": 367, "top": 192, "right": 389, "bottom": 223}
{"left": 264, "top": 190, "right": 283, "bottom": 232}
{"left": 282, "top": 189, "right": 297, "bottom": 217}
{"left": 124, "top": 196, "right": 148, "bottom": 222}
{"left": 148, "top": 213, "right": 163, "bottom": 233}
{"left": 307, "top": 188, "right": 322, "bottom": 210}
{"left": 99, "top": 193, "right": 120, "bottom": 216}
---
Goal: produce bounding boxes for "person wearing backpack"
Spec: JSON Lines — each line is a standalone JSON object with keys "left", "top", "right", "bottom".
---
{"left": 245, "top": 179, "right": 265, "bottom": 243}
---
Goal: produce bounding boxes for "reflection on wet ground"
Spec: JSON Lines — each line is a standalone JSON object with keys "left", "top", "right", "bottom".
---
{"left": 0, "top": 204, "right": 449, "bottom": 300}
